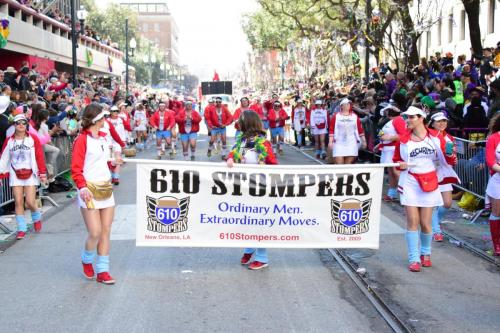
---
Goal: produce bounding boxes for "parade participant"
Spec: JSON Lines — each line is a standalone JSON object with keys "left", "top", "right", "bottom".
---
{"left": 118, "top": 102, "right": 132, "bottom": 145}
{"left": 309, "top": 100, "right": 328, "bottom": 159}
{"left": 149, "top": 101, "right": 176, "bottom": 160}
{"left": 249, "top": 96, "right": 264, "bottom": 120}
{"left": 283, "top": 100, "right": 292, "bottom": 143}
{"left": 261, "top": 94, "right": 278, "bottom": 131}
{"left": 485, "top": 113, "right": 500, "bottom": 256}
{"left": 429, "top": 112, "right": 460, "bottom": 242}
{"left": 394, "top": 106, "right": 456, "bottom": 272}
{"left": 375, "top": 105, "right": 407, "bottom": 202}
{"left": 233, "top": 97, "right": 250, "bottom": 138}
{"left": 205, "top": 96, "right": 232, "bottom": 159}
{"left": 328, "top": 98, "right": 366, "bottom": 164}
{"left": 292, "top": 99, "right": 307, "bottom": 148}
{"left": 204, "top": 97, "right": 215, "bottom": 137}
{"left": 268, "top": 101, "right": 289, "bottom": 155}
{"left": 226, "top": 110, "right": 278, "bottom": 270}
{"left": 0, "top": 112, "right": 47, "bottom": 239}
{"left": 108, "top": 106, "right": 126, "bottom": 185}
{"left": 176, "top": 101, "right": 202, "bottom": 161}
{"left": 71, "top": 103, "right": 122, "bottom": 284}
{"left": 133, "top": 104, "right": 148, "bottom": 151}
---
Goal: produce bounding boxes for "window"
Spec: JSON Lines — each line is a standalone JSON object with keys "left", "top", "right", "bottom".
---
{"left": 139, "top": 4, "right": 147, "bottom": 12}
{"left": 448, "top": 13, "right": 453, "bottom": 43}
{"left": 143, "top": 23, "right": 149, "bottom": 32}
{"left": 148, "top": 4, "right": 156, "bottom": 13}
{"left": 460, "top": 10, "right": 466, "bottom": 40}
{"left": 488, "top": 0, "right": 495, "bottom": 34}
{"left": 154, "top": 23, "right": 160, "bottom": 32}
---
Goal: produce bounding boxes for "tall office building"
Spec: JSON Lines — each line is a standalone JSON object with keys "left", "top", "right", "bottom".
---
{"left": 119, "top": 0, "right": 179, "bottom": 65}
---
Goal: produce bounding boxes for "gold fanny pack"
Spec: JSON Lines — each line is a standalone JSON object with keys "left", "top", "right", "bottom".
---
{"left": 87, "top": 181, "right": 113, "bottom": 201}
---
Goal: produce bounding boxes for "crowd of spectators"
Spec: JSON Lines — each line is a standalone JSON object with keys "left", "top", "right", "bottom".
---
{"left": 15, "top": 0, "right": 120, "bottom": 50}
{"left": 278, "top": 42, "right": 500, "bottom": 149}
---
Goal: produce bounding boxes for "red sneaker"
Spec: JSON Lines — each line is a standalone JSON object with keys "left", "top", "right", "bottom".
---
{"left": 433, "top": 233, "right": 444, "bottom": 242}
{"left": 16, "top": 231, "right": 26, "bottom": 240}
{"left": 408, "top": 262, "right": 421, "bottom": 272}
{"left": 240, "top": 253, "right": 253, "bottom": 265}
{"left": 383, "top": 195, "right": 396, "bottom": 202}
{"left": 112, "top": 178, "right": 120, "bottom": 185}
{"left": 420, "top": 255, "right": 432, "bottom": 267}
{"left": 96, "top": 272, "right": 115, "bottom": 285}
{"left": 248, "top": 261, "right": 268, "bottom": 270}
{"left": 82, "top": 262, "right": 94, "bottom": 280}
{"left": 33, "top": 220, "right": 42, "bottom": 232}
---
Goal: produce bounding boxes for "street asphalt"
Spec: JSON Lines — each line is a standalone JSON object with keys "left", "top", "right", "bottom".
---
{"left": 0, "top": 134, "right": 499, "bottom": 333}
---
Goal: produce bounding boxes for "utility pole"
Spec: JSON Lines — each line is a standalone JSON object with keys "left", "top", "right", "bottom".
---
{"left": 70, "top": 0, "right": 78, "bottom": 87}
{"left": 125, "top": 18, "right": 129, "bottom": 96}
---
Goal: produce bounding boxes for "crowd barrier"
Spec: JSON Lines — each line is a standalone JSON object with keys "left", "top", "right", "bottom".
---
{"left": 0, "top": 136, "right": 74, "bottom": 233}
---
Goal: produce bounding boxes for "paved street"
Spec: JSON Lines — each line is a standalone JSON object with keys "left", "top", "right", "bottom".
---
{"left": 0, "top": 136, "right": 499, "bottom": 333}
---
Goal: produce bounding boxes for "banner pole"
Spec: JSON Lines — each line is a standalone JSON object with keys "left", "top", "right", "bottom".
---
{"left": 116, "top": 158, "right": 404, "bottom": 169}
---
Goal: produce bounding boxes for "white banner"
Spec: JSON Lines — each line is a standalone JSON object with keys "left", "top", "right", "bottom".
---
{"left": 136, "top": 161, "right": 384, "bottom": 249}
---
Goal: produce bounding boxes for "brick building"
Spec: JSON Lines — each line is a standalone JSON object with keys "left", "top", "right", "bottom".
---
{"left": 119, "top": 0, "right": 179, "bottom": 65}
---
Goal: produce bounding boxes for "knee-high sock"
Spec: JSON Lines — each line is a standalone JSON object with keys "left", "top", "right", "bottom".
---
{"left": 405, "top": 230, "right": 419, "bottom": 263}
{"left": 95, "top": 255, "right": 110, "bottom": 274}
{"left": 420, "top": 232, "right": 433, "bottom": 255}
{"left": 432, "top": 206, "right": 448, "bottom": 234}
{"left": 489, "top": 215, "right": 500, "bottom": 253}
{"left": 16, "top": 215, "right": 27, "bottom": 232}
{"left": 31, "top": 210, "right": 41, "bottom": 222}
{"left": 81, "top": 249, "right": 96, "bottom": 264}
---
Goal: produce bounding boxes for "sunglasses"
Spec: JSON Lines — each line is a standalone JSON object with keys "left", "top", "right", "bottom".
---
{"left": 15, "top": 121, "right": 27, "bottom": 125}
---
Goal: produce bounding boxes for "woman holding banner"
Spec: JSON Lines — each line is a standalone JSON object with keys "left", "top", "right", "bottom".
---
{"left": 485, "top": 113, "right": 500, "bottom": 256}
{"left": 226, "top": 110, "right": 278, "bottom": 270}
{"left": 71, "top": 103, "right": 122, "bottom": 284}
{"left": 393, "top": 106, "right": 456, "bottom": 272}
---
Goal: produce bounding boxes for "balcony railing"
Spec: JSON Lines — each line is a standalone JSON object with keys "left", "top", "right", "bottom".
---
{"left": 0, "top": 0, "right": 123, "bottom": 59}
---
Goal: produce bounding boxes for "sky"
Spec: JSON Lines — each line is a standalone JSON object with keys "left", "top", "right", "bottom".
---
{"left": 100, "top": 0, "right": 259, "bottom": 80}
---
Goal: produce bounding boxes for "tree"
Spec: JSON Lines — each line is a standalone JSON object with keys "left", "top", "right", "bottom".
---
{"left": 461, "top": 0, "right": 482, "bottom": 57}
{"left": 81, "top": 0, "right": 138, "bottom": 51}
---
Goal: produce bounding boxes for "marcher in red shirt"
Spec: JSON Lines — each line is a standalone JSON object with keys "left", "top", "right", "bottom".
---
{"left": 204, "top": 96, "right": 233, "bottom": 159}
{"left": 175, "top": 101, "right": 202, "bottom": 161}
{"left": 267, "top": 101, "right": 290, "bottom": 155}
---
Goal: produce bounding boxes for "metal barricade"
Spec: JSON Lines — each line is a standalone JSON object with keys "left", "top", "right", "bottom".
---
{"left": 50, "top": 135, "right": 75, "bottom": 177}
{"left": 453, "top": 137, "right": 489, "bottom": 222}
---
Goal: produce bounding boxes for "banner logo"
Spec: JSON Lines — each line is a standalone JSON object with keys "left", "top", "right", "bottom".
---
{"left": 146, "top": 196, "right": 190, "bottom": 233}
{"left": 330, "top": 199, "right": 371, "bottom": 235}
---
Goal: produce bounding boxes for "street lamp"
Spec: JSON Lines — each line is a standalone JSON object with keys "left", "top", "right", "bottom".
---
{"left": 71, "top": 4, "right": 88, "bottom": 87}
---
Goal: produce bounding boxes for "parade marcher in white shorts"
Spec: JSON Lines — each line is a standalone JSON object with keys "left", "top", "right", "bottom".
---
{"left": 394, "top": 106, "right": 456, "bottom": 272}
{"left": 133, "top": 104, "right": 148, "bottom": 151}
{"left": 485, "top": 113, "right": 500, "bottom": 256}
{"left": 108, "top": 106, "right": 127, "bottom": 185}
{"left": 71, "top": 103, "right": 123, "bottom": 285}
{"left": 375, "top": 104, "right": 407, "bottom": 201}
{"left": 429, "top": 112, "right": 460, "bottom": 242}
{"left": 309, "top": 100, "right": 328, "bottom": 159}
{"left": 0, "top": 112, "right": 47, "bottom": 239}
{"left": 292, "top": 99, "right": 307, "bottom": 148}
{"left": 328, "top": 98, "right": 366, "bottom": 164}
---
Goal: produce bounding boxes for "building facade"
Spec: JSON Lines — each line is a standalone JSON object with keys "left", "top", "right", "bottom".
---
{"left": 412, "top": 0, "right": 499, "bottom": 59}
{"left": 119, "top": 0, "right": 179, "bottom": 65}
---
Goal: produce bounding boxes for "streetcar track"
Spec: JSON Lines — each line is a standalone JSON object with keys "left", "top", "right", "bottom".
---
{"left": 287, "top": 144, "right": 414, "bottom": 332}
